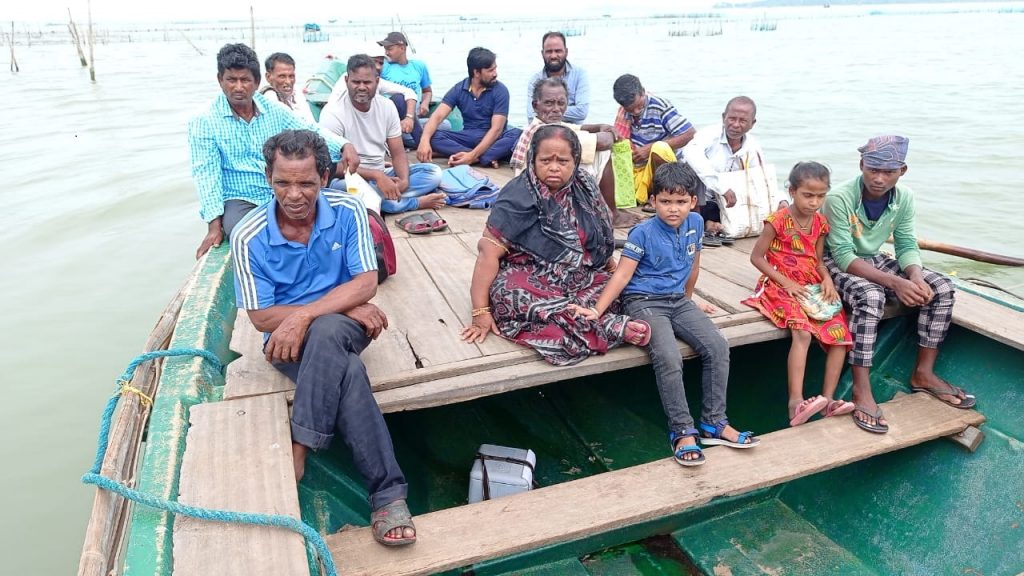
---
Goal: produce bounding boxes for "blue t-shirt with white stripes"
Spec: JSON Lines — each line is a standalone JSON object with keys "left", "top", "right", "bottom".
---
{"left": 231, "top": 190, "right": 378, "bottom": 312}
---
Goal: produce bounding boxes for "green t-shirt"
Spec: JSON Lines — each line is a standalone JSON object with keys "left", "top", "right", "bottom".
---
{"left": 823, "top": 176, "right": 922, "bottom": 272}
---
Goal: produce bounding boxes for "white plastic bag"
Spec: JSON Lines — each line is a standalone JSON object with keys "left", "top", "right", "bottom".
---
{"left": 716, "top": 162, "right": 784, "bottom": 238}
{"left": 342, "top": 171, "right": 382, "bottom": 215}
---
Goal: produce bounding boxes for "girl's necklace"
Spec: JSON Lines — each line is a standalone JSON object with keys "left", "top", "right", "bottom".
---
{"left": 792, "top": 211, "right": 813, "bottom": 231}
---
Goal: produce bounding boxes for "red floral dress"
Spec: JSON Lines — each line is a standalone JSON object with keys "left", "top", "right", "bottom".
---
{"left": 742, "top": 209, "right": 852, "bottom": 346}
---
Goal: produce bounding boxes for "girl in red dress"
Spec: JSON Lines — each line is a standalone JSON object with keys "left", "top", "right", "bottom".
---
{"left": 743, "top": 162, "right": 855, "bottom": 426}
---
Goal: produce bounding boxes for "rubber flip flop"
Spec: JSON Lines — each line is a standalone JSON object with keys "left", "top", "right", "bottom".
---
{"left": 624, "top": 320, "right": 652, "bottom": 346}
{"left": 852, "top": 405, "right": 888, "bottom": 434}
{"left": 911, "top": 384, "right": 976, "bottom": 409}
{"left": 397, "top": 213, "right": 432, "bottom": 235}
{"left": 789, "top": 396, "right": 829, "bottom": 427}
{"left": 703, "top": 233, "right": 723, "bottom": 248}
{"left": 716, "top": 232, "right": 736, "bottom": 245}
{"left": 419, "top": 212, "right": 449, "bottom": 232}
{"left": 824, "top": 399, "right": 856, "bottom": 417}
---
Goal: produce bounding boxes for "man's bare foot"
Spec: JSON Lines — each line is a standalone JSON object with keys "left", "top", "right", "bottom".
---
{"left": 851, "top": 397, "right": 888, "bottom": 428}
{"left": 292, "top": 443, "right": 308, "bottom": 483}
{"left": 489, "top": 160, "right": 499, "bottom": 169}
{"left": 613, "top": 210, "right": 641, "bottom": 229}
{"left": 416, "top": 192, "right": 447, "bottom": 210}
{"left": 910, "top": 371, "right": 965, "bottom": 405}
{"left": 705, "top": 220, "right": 724, "bottom": 234}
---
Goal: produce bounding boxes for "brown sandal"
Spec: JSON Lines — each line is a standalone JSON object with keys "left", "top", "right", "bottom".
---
{"left": 371, "top": 499, "right": 417, "bottom": 546}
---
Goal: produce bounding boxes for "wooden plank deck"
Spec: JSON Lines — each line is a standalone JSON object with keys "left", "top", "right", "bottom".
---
{"left": 173, "top": 393, "right": 308, "bottom": 576}
{"left": 223, "top": 203, "right": 1024, "bottom": 407}
{"left": 324, "top": 393, "right": 985, "bottom": 576}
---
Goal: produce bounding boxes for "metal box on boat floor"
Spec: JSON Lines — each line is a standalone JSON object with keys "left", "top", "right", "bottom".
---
{"left": 468, "top": 444, "right": 537, "bottom": 503}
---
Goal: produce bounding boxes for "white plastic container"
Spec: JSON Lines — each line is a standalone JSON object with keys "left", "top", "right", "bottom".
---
{"left": 467, "top": 444, "right": 537, "bottom": 504}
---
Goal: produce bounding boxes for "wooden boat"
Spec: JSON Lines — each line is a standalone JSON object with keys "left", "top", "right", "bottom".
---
{"left": 78, "top": 175, "right": 1024, "bottom": 574}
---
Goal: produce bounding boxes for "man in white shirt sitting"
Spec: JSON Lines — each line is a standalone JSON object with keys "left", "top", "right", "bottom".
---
{"left": 319, "top": 54, "right": 445, "bottom": 214}
{"left": 327, "top": 44, "right": 421, "bottom": 147}
{"left": 260, "top": 52, "right": 315, "bottom": 124}
{"left": 683, "top": 96, "right": 766, "bottom": 245}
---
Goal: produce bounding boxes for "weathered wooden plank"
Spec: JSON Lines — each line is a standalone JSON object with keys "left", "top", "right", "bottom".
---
{"left": 374, "top": 238, "right": 482, "bottom": 368}
{"left": 327, "top": 393, "right": 984, "bottom": 576}
{"left": 173, "top": 394, "right": 308, "bottom": 576}
{"left": 698, "top": 244, "right": 762, "bottom": 291}
{"left": 223, "top": 356, "right": 294, "bottom": 401}
{"left": 694, "top": 269, "right": 753, "bottom": 314}
{"left": 229, "top": 311, "right": 264, "bottom": 358}
{"left": 375, "top": 313, "right": 781, "bottom": 413}
{"left": 952, "top": 289, "right": 1024, "bottom": 351}
{"left": 410, "top": 234, "right": 522, "bottom": 356}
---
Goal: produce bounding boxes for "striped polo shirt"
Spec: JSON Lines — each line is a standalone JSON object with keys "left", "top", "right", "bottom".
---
{"left": 626, "top": 93, "right": 693, "bottom": 152}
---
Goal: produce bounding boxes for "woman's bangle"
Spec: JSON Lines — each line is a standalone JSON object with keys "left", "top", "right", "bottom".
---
{"left": 589, "top": 306, "right": 600, "bottom": 317}
{"left": 472, "top": 306, "right": 491, "bottom": 317}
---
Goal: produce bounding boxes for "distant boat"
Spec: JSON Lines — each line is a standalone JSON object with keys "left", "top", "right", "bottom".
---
{"left": 302, "top": 22, "right": 329, "bottom": 43}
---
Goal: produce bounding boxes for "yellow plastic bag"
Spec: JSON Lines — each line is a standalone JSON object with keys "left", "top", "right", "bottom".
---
{"left": 611, "top": 139, "right": 637, "bottom": 208}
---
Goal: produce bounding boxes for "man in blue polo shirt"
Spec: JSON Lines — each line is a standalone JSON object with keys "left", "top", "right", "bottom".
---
{"left": 189, "top": 43, "right": 359, "bottom": 259}
{"left": 416, "top": 47, "right": 522, "bottom": 167}
{"left": 230, "top": 129, "right": 416, "bottom": 547}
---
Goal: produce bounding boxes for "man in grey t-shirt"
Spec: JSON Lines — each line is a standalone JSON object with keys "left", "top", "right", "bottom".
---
{"left": 319, "top": 54, "right": 445, "bottom": 214}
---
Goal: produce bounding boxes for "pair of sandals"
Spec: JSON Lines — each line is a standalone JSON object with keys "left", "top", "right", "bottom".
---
{"left": 669, "top": 419, "right": 760, "bottom": 467}
{"left": 397, "top": 212, "right": 448, "bottom": 235}
{"left": 703, "top": 231, "right": 735, "bottom": 247}
{"left": 789, "top": 395, "right": 856, "bottom": 427}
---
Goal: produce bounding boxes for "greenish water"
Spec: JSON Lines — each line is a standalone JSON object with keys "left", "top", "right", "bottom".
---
{"left": 1, "top": 6, "right": 1021, "bottom": 574}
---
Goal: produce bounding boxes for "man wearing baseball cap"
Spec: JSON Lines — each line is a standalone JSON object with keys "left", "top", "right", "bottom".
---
{"left": 378, "top": 31, "right": 434, "bottom": 143}
{"left": 823, "top": 135, "right": 975, "bottom": 435}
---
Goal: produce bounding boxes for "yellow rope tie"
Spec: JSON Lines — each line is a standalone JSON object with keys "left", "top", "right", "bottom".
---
{"left": 118, "top": 380, "right": 153, "bottom": 408}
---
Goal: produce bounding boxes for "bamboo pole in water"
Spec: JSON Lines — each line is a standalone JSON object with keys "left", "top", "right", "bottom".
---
{"left": 68, "top": 9, "right": 87, "bottom": 66}
{"left": 8, "top": 22, "right": 18, "bottom": 73}
{"left": 179, "top": 30, "right": 204, "bottom": 56}
{"left": 250, "top": 6, "right": 255, "bottom": 49}
{"left": 86, "top": 0, "right": 95, "bottom": 81}
{"left": 77, "top": 258, "right": 205, "bottom": 576}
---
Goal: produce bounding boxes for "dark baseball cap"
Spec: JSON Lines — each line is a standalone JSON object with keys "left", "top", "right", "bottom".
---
{"left": 378, "top": 32, "right": 407, "bottom": 47}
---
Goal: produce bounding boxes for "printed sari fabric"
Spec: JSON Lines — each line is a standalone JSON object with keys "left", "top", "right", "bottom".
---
{"left": 742, "top": 209, "right": 852, "bottom": 346}
{"left": 486, "top": 130, "right": 628, "bottom": 365}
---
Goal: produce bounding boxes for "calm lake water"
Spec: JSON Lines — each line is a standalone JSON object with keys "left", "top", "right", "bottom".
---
{"left": 1, "top": 5, "right": 1022, "bottom": 573}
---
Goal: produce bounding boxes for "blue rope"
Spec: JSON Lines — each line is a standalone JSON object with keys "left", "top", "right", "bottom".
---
{"left": 82, "top": 348, "right": 338, "bottom": 576}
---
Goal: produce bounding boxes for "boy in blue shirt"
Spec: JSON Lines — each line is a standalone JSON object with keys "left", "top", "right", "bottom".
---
{"left": 571, "top": 162, "right": 759, "bottom": 466}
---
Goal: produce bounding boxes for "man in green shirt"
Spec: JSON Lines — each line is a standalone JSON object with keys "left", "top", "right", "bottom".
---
{"left": 824, "top": 135, "right": 975, "bottom": 434}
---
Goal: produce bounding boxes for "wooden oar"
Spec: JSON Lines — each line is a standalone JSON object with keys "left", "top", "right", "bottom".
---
{"left": 917, "top": 238, "right": 1024, "bottom": 267}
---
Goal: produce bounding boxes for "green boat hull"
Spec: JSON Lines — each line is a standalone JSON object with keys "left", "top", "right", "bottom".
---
{"left": 122, "top": 248, "right": 1024, "bottom": 575}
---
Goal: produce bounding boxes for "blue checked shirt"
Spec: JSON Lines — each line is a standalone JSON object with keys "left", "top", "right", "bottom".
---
{"left": 188, "top": 91, "right": 349, "bottom": 223}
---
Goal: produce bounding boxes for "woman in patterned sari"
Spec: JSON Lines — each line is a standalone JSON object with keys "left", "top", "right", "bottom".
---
{"left": 461, "top": 124, "right": 651, "bottom": 366}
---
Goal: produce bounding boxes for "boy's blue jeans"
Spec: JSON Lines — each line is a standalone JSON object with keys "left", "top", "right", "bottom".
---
{"left": 624, "top": 294, "right": 730, "bottom": 435}
{"left": 272, "top": 314, "right": 408, "bottom": 511}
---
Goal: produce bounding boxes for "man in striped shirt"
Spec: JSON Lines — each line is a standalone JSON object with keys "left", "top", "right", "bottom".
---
{"left": 231, "top": 129, "right": 416, "bottom": 546}
{"left": 613, "top": 74, "right": 696, "bottom": 207}
{"left": 189, "top": 43, "right": 359, "bottom": 259}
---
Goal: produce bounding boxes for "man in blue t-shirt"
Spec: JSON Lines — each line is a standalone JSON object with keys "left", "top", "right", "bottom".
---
{"left": 570, "top": 162, "right": 758, "bottom": 467}
{"left": 230, "top": 129, "right": 417, "bottom": 547}
{"left": 416, "top": 47, "right": 523, "bottom": 167}
{"left": 378, "top": 32, "right": 433, "bottom": 119}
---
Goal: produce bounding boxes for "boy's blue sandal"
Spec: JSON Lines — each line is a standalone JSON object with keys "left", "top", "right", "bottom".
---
{"left": 669, "top": 429, "right": 705, "bottom": 467}
{"left": 698, "top": 419, "right": 760, "bottom": 449}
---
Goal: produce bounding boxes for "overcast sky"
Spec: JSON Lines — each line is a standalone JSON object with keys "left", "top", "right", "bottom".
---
{"left": 14, "top": 0, "right": 721, "bottom": 23}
